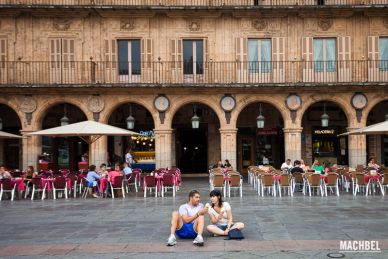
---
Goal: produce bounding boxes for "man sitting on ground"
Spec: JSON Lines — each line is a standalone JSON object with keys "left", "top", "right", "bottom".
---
{"left": 167, "top": 190, "right": 208, "bottom": 247}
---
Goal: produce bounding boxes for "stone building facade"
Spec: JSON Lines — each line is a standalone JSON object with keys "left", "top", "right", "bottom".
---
{"left": 0, "top": 1, "right": 388, "bottom": 173}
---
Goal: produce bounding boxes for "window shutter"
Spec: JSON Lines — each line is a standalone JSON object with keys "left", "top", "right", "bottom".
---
{"left": 141, "top": 38, "right": 152, "bottom": 69}
{"left": 338, "top": 36, "right": 351, "bottom": 82}
{"left": 0, "top": 38, "right": 6, "bottom": 69}
{"left": 236, "top": 37, "right": 247, "bottom": 83}
{"left": 170, "top": 39, "right": 182, "bottom": 83}
{"left": 204, "top": 38, "right": 208, "bottom": 82}
{"left": 272, "top": 37, "right": 285, "bottom": 83}
{"left": 368, "top": 36, "right": 379, "bottom": 82}
{"left": 62, "top": 38, "right": 75, "bottom": 69}
{"left": 103, "top": 39, "right": 116, "bottom": 83}
{"left": 302, "top": 37, "right": 313, "bottom": 82}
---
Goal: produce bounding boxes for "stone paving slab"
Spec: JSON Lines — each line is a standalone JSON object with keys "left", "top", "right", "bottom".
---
{"left": 0, "top": 178, "right": 387, "bottom": 258}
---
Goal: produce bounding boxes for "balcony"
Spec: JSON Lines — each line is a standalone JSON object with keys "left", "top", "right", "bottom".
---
{"left": 0, "top": 0, "right": 387, "bottom": 9}
{"left": 0, "top": 60, "right": 387, "bottom": 87}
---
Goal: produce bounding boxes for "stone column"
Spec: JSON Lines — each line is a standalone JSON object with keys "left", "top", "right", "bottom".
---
{"left": 154, "top": 129, "right": 173, "bottom": 169}
{"left": 283, "top": 127, "right": 303, "bottom": 163}
{"left": 90, "top": 136, "right": 107, "bottom": 167}
{"left": 171, "top": 130, "right": 176, "bottom": 167}
{"left": 347, "top": 127, "right": 367, "bottom": 168}
{"left": 20, "top": 130, "right": 41, "bottom": 170}
{"left": 219, "top": 128, "right": 237, "bottom": 170}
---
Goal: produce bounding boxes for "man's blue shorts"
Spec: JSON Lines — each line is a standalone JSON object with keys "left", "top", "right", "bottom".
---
{"left": 176, "top": 222, "right": 197, "bottom": 239}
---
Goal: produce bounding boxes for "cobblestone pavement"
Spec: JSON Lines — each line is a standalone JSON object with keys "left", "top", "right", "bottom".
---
{"left": 0, "top": 177, "right": 387, "bottom": 258}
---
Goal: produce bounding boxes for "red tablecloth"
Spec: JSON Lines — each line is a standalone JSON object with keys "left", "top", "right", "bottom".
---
{"left": 11, "top": 178, "right": 25, "bottom": 192}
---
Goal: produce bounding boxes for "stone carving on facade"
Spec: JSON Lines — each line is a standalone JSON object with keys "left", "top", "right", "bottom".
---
{"left": 20, "top": 96, "right": 37, "bottom": 113}
{"left": 383, "top": 18, "right": 388, "bottom": 29}
{"left": 87, "top": 95, "right": 105, "bottom": 113}
{"left": 252, "top": 19, "right": 268, "bottom": 31}
{"left": 120, "top": 19, "right": 135, "bottom": 31}
{"left": 187, "top": 20, "right": 201, "bottom": 32}
{"left": 318, "top": 18, "right": 333, "bottom": 31}
{"left": 53, "top": 19, "right": 72, "bottom": 31}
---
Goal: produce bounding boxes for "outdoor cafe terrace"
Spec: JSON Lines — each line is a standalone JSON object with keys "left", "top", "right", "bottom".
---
{"left": 1, "top": 60, "right": 388, "bottom": 87}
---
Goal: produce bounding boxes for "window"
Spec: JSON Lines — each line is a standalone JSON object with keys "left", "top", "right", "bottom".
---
{"left": 49, "top": 38, "right": 75, "bottom": 68}
{"left": 117, "top": 39, "right": 141, "bottom": 75}
{"left": 248, "top": 39, "right": 271, "bottom": 73}
{"left": 379, "top": 37, "right": 388, "bottom": 71}
{"left": 183, "top": 40, "right": 203, "bottom": 75}
{"left": 313, "top": 38, "right": 336, "bottom": 72}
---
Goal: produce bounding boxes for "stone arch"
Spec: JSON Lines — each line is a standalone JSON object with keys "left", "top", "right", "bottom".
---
{"left": 166, "top": 95, "right": 224, "bottom": 129}
{"left": 100, "top": 97, "right": 157, "bottom": 127}
{"left": 361, "top": 94, "right": 388, "bottom": 126}
{"left": 231, "top": 95, "right": 289, "bottom": 129}
{"left": 0, "top": 98, "right": 23, "bottom": 129}
{"left": 298, "top": 95, "right": 353, "bottom": 127}
{"left": 32, "top": 98, "right": 91, "bottom": 129}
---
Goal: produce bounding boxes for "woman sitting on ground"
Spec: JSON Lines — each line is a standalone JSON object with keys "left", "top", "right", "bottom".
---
{"left": 206, "top": 190, "right": 244, "bottom": 236}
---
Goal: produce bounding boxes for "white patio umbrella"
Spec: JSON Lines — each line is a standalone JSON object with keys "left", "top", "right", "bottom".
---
{"left": 27, "top": 120, "right": 139, "bottom": 144}
{"left": 0, "top": 131, "right": 22, "bottom": 139}
{"left": 338, "top": 120, "right": 388, "bottom": 136}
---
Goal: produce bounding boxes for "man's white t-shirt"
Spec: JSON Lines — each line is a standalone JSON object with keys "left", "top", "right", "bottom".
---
{"left": 281, "top": 162, "right": 292, "bottom": 170}
{"left": 179, "top": 203, "right": 204, "bottom": 219}
{"left": 207, "top": 202, "right": 231, "bottom": 226}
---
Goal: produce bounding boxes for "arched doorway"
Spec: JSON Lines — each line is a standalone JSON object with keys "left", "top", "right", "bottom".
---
{"left": 41, "top": 103, "right": 88, "bottom": 170}
{"left": 301, "top": 101, "right": 348, "bottom": 166}
{"left": 108, "top": 103, "right": 155, "bottom": 169}
{"left": 236, "top": 102, "right": 284, "bottom": 172}
{"left": 0, "top": 104, "right": 22, "bottom": 169}
{"left": 172, "top": 103, "right": 220, "bottom": 174}
{"left": 366, "top": 100, "right": 388, "bottom": 166}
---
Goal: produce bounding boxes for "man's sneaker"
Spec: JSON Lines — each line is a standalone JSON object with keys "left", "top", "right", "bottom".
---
{"left": 193, "top": 235, "right": 204, "bottom": 246}
{"left": 167, "top": 234, "right": 177, "bottom": 246}
{"left": 92, "top": 193, "right": 99, "bottom": 198}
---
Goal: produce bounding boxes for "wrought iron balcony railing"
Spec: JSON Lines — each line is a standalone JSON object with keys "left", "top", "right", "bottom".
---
{"left": 0, "top": 0, "right": 387, "bottom": 8}
{"left": 0, "top": 60, "right": 387, "bottom": 86}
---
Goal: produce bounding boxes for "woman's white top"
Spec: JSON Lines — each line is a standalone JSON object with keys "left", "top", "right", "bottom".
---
{"left": 208, "top": 202, "right": 231, "bottom": 226}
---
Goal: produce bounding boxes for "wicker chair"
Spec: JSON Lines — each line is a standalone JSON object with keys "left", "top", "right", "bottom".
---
{"left": 354, "top": 173, "right": 370, "bottom": 196}
{"left": 324, "top": 173, "right": 339, "bottom": 196}
{"left": 210, "top": 174, "right": 226, "bottom": 198}
{"left": 307, "top": 174, "right": 324, "bottom": 196}
{"left": 278, "top": 174, "right": 293, "bottom": 197}
{"left": 228, "top": 174, "right": 243, "bottom": 197}
{"left": 261, "top": 174, "right": 276, "bottom": 197}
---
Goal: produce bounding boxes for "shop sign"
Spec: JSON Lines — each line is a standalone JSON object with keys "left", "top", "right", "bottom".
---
{"left": 314, "top": 129, "right": 336, "bottom": 135}
{"left": 257, "top": 128, "right": 277, "bottom": 135}
{"left": 140, "top": 130, "right": 155, "bottom": 138}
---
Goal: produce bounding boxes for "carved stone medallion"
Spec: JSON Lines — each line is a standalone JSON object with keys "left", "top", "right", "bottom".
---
{"left": 188, "top": 21, "right": 201, "bottom": 32}
{"left": 252, "top": 19, "right": 268, "bottom": 31}
{"left": 87, "top": 96, "right": 105, "bottom": 113}
{"left": 318, "top": 18, "right": 333, "bottom": 31}
{"left": 53, "top": 19, "right": 71, "bottom": 31}
{"left": 20, "top": 96, "right": 37, "bottom": 113}
{"left": 120, "top": 19, "right": 135, "bottom": 31}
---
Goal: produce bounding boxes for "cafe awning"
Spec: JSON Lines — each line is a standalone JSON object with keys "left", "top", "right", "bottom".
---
{"left": 338, "top": 120, "right": 388, "bottom": 136}
{"left": 28, "top": 120, "right": 139, "bottom": 144}
{"left": 0, "top": 131, "right": 23, "bottom": 139}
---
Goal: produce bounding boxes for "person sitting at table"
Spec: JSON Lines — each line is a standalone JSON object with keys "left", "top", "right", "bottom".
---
{"left": 108, "top": 164, "right": 123, "bottom": 183}
{"left": 86, "top": 165, "right": 100, "bottom": 198}
{"left": 206, "top": 190, "right": 244, "bottom": 237}
{"left": 98, "top": 163, "right": 108, "bottom": 177}
{"left": 368, "top": 158, "right": 380, "bottom": 170}
{"left": 81, "top": 153, "right": 88, "bottom": 162}
{"left": 291, "top": 160, "right": 304, "bottom": 174}
{"left": 300, "top": 159, "right": 309, "bottom": 172}
{"left": 123, "top": 162, "right": 132, "bottom": 176}
{"left": 0, "top": 165, "right": 12, "bottom": 180}
{"left": 224, "top": 159, "right": 232, "bottom": 169}
{"left": 323, "top": 161, "right": 333, "bottom": 174}
{"left": 281, "top": 159, "right": 293, "bottom": 172}
{"left": 312, "top": 159, "right": 324, "bottom": 174}
{"left": 25, "top": 166, "right": 37, "bottom": 179}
